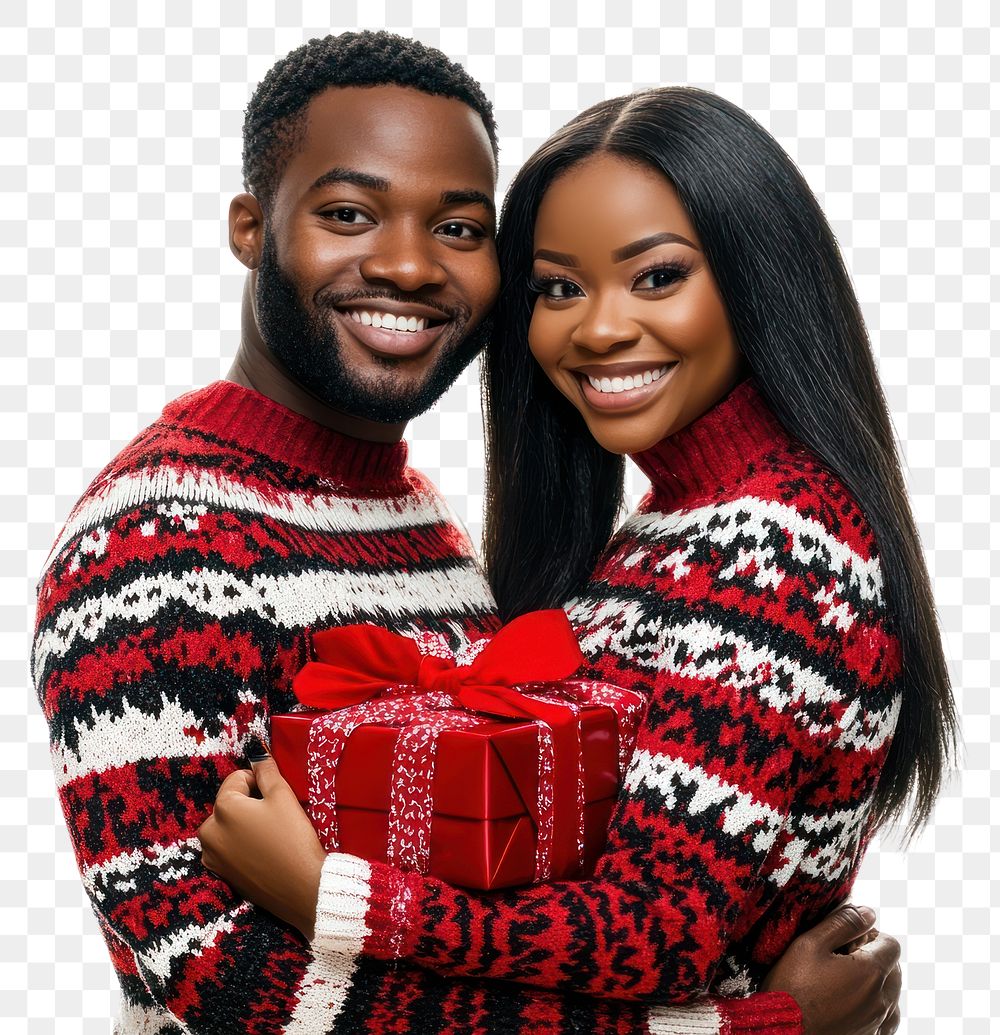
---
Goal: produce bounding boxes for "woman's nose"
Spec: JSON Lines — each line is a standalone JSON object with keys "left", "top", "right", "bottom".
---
{"left": 569, "top": 294, "right": 641, "bottom": 354}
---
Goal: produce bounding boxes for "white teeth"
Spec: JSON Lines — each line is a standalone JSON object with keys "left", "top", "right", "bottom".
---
{"left": 586, "top": 364, "right": 673, "bottom": 394}
{"left": 348, "top": 310, "right": 432, "bottom": 332}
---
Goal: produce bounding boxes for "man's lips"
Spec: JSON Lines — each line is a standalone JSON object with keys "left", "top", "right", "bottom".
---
{"left": 330, "top": 305, "right": 452, "bottom": 359}
{"left": 336, "top": 299, "right": 450, "bottom": 324}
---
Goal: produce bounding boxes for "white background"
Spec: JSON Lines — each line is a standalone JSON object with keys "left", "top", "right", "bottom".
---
{"left": 4, "top": 2, "right": 996, "bottom": 1031}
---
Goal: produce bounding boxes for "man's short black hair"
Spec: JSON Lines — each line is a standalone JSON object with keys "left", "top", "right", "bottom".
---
{"left": 242, "top": 31, "right": 499, "bottom": 207}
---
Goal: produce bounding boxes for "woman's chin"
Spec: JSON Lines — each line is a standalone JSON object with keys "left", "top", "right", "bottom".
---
{"left": 586, "top": 421, "right": 669, "bottom": 456}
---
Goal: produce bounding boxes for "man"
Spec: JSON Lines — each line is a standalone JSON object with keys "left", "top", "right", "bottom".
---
{"left": 33, "top": 31, "right": 900, "bottom": 1034}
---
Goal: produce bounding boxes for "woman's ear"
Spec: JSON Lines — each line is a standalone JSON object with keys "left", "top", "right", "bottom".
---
{"left": 229, "top": 193, "right": 264, "bottom": 270}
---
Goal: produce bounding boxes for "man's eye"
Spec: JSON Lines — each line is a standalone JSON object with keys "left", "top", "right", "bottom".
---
{"left": 436, "top": 222, "right": 486, "bottom": 240}
{"left": 321, "top": 208, "right": 374, "bottom": 225}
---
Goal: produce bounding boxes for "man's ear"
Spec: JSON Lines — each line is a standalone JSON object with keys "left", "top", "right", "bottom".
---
{"left": 229, "top": 193, "right": 264, "bottom": 269}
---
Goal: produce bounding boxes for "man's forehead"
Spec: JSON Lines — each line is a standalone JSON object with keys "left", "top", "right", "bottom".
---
{"left": 294, "top": 84, "right": 495, "bottom": 177}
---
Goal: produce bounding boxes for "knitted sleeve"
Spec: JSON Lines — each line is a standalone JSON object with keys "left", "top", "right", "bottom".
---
{"left": 312, "top": 484, "right": 900, "bottom": 1008}
{"left": 31, "top": 495, "right": 365, "bottom": 1034}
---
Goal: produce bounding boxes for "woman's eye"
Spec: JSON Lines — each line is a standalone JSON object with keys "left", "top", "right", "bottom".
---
{"left": 549, "top": 280, "right": 581, "bottom": 299}
{"left": 530, "top": 277, "right": 583, "bottom": 300}
{"left": 633, "top": 264, "right": 690, "bottom": 291}
{"left": 321, "top": 207, "right": 374, "bottom": 225}
{"left": 436, "top": 221, "right": 486, "bottom": 240}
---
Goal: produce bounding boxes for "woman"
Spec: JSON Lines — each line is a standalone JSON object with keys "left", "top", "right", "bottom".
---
{"left": 202, "top": 88, "right": 948, "bottom": 1021}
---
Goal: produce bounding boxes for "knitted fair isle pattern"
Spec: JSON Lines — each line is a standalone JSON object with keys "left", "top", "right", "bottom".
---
{"left": 310, "top": 381, "right": 901, "bottom": 1014}
{"left": 34, "top": 381, "right": 802, "bottom": 1035}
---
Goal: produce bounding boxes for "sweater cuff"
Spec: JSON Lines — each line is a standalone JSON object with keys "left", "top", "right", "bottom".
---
{"left": 311, "top": 853, "right": 413, "bottom": 960}
{"left": 715, "top": 992, "right": 802, "bottom": 1034}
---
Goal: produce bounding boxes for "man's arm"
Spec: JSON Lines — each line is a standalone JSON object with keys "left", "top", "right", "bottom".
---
{"left": 32, "top": 498, "right": 360, "bottom": 1033}
{"left": 761, "top": 906, "right": 902, "bottom": 1035}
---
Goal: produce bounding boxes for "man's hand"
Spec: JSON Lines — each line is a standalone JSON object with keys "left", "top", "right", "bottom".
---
{"left": 197, "top": 753, "right": 327, "bottom": 939}
{"left": 762, "top": 904, "right": 902, "bottom": 1035}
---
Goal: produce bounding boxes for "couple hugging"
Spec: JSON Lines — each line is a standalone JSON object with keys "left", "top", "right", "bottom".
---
{"left": 34, "top": 29, "right": 953, "bottom": 1035}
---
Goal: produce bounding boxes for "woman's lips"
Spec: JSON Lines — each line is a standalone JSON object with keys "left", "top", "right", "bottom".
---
{"left": 576, "top": 362, "right": 679, "bottom": 412}
{"left": 332, "top": 307, "right": 451, "bottom": 359}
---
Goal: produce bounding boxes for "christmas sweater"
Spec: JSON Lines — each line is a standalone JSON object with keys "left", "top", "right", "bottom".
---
{"left": 33, "top": 380, "right": 801, "bottom": 1035}
{"left": 310, "top": 381, "right": 902, "bottom": 1014}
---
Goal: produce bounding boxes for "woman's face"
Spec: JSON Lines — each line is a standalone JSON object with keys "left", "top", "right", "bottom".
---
{"left": 527, "top": 153, "right": 742, "bottom": 455}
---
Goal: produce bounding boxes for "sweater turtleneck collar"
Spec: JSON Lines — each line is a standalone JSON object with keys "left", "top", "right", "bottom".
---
{"left": 161, "top": 381, "right": 410, "bottom": 487}
{"left": 630, "top": 379, "right": 792, "bottom": 509}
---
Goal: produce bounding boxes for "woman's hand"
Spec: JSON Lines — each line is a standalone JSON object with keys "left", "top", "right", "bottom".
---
{"left": 197, "top": 753, "right": 327, "bottom": 940}
{"left": 761, "top": 904, "right": 902, "bottom": 1035}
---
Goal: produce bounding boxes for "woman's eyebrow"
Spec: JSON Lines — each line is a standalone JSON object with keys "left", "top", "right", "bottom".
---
{"left": 612, "top": 232, "right": 699, "bottom": 262}
{"left": 533, "top": 249, "right": 580, "bottom": 267}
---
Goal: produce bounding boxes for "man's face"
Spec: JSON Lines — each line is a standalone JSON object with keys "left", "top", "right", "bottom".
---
{"left": 255, "top": 85, "right": 500, "bottom": 423}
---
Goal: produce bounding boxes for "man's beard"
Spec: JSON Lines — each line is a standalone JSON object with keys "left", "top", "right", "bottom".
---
{"left": 254, "top": 232, "right": 492, "bottom": 424}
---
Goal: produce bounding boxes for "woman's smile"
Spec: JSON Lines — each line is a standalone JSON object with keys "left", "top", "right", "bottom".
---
{"left": 572, "top": 359, "right": 679, "bottom": 411}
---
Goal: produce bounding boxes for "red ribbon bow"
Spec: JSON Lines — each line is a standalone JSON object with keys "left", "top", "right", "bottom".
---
{"left": 294, "top": 609, "right": 587, "bottom": 728}
{"left": 293, "top": 610, "right": 590, "bottom": 880}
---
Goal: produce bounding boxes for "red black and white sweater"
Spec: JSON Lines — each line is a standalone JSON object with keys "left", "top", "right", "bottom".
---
{"left": 307, "top": 382, "right": 901, "bottom": 1020}
{"left": 33, "top": 380, "right": 809, "bottom": 1035}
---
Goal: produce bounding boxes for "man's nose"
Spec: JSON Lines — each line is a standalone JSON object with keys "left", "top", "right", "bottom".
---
{"left": 359, "top": 224, "right": 448, "bottom": 294}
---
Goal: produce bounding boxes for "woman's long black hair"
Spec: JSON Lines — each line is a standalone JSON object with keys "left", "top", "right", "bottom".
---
{"left": 482, "top": 87, "right": 956, "bottom": 836}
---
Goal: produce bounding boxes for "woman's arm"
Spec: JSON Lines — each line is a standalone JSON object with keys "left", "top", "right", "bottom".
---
{"left": 204, "top": 592, "right": 895, "bottom": 1009}
{"left": 202, "top": 755, "right": 901, "bottom": 1033}
{"left": 308, "top": 697, "right": 883, "bottom": 1001}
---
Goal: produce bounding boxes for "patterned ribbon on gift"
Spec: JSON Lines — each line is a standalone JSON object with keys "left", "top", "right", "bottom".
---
{"left": 294, "top": 610, "right": 645, "bottom": 881}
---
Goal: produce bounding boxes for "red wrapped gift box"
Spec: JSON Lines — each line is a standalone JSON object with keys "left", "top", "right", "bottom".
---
{"left": 271, "top": 705, "right": 622, "bottom": 889}
{"left": 269, "top": 611, "right": 644, "bottom": 891}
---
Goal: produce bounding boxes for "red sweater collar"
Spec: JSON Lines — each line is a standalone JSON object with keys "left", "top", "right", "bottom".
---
{"left": 161, "top": 381, "right": 410, "bottom": 487}
{"left": 630, "top": 380, "right": 792, "bottom": 508}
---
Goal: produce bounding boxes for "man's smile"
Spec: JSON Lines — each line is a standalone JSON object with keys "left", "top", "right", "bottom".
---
{"left": 330, "top": 303, "right": 453, "bottom": 359}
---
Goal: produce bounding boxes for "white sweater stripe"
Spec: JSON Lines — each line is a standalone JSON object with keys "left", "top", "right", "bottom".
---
{"left": 626, "top": 748, "right": 876, "bottom": 885}
{"left": 646, "top": 1001, "right": 721, "bottom": 1034}
{"left": 52, "top": 698, "right": 248, "bottom": 789}
{"left": 113, "top": 999, "right": 186, "bottom": 1035}
{"left": 43, "top": 465, "right": 452, "bottom": 577}
{"left": 625, "top": 749, "right": 787, "bottom": 858}
{"left": 81, "top": 837, "right": 202, "bottom": 900}
{"left": 623, "top": 495, "right": 885, "bottom": 604}
{"left": 34, "top": 565, "right": 496, "bottom": 682}
{"left": 573, "top": 601, "right": 897, "bottom": 755}
{"left": 138, "top": 902, "right": 251, "bottom": 982}
{"left": 285, "top": 949, "right": 359, "bottom": 1034}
